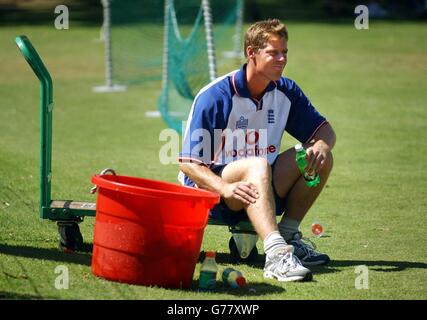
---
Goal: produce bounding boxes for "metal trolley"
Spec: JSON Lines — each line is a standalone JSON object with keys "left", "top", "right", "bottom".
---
{"left": 15, "top": 35, "right": 259, "bottom": 263}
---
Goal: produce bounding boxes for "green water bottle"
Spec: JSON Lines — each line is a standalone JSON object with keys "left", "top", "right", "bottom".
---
{"left": 295, "top": 143, "right": 320, "bottom": 187}
{"left": 198, "top": 251, "right": 218, "bottom": 291}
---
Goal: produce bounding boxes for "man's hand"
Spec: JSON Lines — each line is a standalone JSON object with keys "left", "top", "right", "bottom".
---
{"left": 305, "top": 140, "right": 331, "bottom": 174}
{"left": 221, "top": 181, "right": 259, "bottom": 206}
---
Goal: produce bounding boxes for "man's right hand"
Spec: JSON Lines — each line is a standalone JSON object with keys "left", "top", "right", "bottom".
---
{"left": 221, "top": 181, "right": 259, "bottom": 206}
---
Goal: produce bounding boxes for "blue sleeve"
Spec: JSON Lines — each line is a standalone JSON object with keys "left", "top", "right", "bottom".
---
{"left": 179, "top": 90, "right": 228, "bottom": 165}
{"left": 283, "top": 79, "right": 326, "bottom": 143}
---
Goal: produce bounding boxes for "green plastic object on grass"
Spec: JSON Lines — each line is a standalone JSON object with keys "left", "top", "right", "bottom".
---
{"left": 295, "top": 144, "right": 320, "bottom": 187}
{"left": 198, "top": 251, "right": 218, "bottom": 291}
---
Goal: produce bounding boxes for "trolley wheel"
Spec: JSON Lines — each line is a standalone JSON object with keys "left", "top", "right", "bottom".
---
{"left": 228, "top": 236, "right": 258, "bottom": 263}
{"left": 57, "top": 221, "right": 83, "bottom": 253}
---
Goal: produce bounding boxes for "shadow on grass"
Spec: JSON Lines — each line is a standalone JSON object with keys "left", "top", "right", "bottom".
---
{"left": 167, "top": 280, "right": 286, "bottom": 297}
{"left": 212, "top": 252, "right": 427, "bottom": 275}
{"left": 0, "top": 291, "right": 58, "bottom": 300}
{"left": 203, "top": 281, "right": 286, "bottom": 296}
{"left": 310, "top": 259, "right": 427, "bottom": 275}
{"left": 201, "top": 252, "right": 265, "bottom": 268}
{"left": 0, "top": 243, "right": 92, "bottom": 266}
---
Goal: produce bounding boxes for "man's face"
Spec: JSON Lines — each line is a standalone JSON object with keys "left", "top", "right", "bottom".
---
{"left": 250, "top": 36, "right": 288, "bottom": 81}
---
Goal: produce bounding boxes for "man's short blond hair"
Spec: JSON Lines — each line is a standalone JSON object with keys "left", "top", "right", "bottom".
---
{"left": 244, "top": 19, "right": 288, "bottom": 58}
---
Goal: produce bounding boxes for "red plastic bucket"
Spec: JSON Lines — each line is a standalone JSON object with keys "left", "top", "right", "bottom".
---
{"left": 91, "top": 174, "right": 220, "bottom": 288}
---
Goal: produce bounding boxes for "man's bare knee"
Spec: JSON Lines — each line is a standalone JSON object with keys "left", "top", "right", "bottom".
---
{"left": 244, "top": 157, "right": 271, "bottom": 181}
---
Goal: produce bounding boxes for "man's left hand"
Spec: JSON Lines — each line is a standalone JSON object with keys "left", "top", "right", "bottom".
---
{"left": 305, "top": 140, "right": 331, "bottom": 174}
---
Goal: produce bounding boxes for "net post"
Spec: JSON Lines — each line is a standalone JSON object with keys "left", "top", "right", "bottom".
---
{"left": 233, "top": 0, "right": 244, "bottom": 57}
{"left": 201, "top": 0, "right": 217, "bottom": 81}
{"left": 222, "top": 0, "right": 244, "bottom": 59}
{"left": 162, "top": 0, "right": 171, "bottom": 93}
{"left": 93, "top": 0, "right": 127, "bottom": 93}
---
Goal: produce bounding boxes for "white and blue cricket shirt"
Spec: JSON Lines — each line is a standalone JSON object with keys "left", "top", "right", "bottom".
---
{"left": 178, "top": 64, "right": 327, "bottom": 187}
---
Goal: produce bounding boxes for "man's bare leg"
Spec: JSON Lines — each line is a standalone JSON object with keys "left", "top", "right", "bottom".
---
{"left": 220, "top": 157, "right": 312, "bottom": 281}
{"left": 272, "top": 147, "right": 334, "bottom": 223}
{"left": 271, "top": 146, "right": 333, "bottom": 266}
{"left": 220, "top": 157, "right": 278, "bottom": 240}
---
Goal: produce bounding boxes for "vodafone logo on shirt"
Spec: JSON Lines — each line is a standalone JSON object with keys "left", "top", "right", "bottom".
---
{"left": 218, "top": 128, "right": 277, "bottom": 162}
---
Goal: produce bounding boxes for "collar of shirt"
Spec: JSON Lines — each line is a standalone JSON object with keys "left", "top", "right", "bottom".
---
{"left": 231, "top": 63, "right": 278, "bottom": 99}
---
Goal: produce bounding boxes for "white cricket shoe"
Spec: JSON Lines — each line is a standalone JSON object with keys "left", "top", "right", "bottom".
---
{"left": 263, "top": 245, "right": 313, "bottom": 282}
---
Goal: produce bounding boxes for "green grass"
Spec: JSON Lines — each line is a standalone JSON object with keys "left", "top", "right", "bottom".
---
{"left": 1, "top": 20, "right": 427, "bottom": 300}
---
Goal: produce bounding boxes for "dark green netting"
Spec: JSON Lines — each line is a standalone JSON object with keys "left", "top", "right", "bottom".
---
{"left": 110, "top": 0, "right": 243, "bottom": 133}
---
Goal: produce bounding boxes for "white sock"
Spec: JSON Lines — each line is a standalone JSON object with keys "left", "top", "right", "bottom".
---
{"left": 278, "top": 217, "right": 301, "bottom": 241}
{"left": 263, "top": 231, "right": 288, "bottom": 256}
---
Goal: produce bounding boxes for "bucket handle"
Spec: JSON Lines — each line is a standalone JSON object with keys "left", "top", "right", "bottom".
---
{"left": 90, "top": 168, "right": 116, "bottom": 194}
